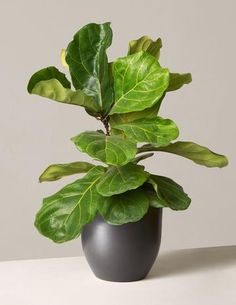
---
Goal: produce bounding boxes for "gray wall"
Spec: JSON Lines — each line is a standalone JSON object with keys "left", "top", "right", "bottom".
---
{"left": 0, "top": 0, "right": 235, "bottom": 261}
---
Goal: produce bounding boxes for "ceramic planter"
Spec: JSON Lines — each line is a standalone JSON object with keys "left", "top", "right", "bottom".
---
{"left": 81, "top": 207, "right": 162, "bottom": 282}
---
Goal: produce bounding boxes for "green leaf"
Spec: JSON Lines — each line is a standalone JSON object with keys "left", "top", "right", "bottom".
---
{"left": 39, "top": 161, "right": 95, "bottom": 182}
{"left": 128, "top": 36, "right": 162, "bottom": 60}
{"left": 127, "top": 38, "right": 191, "bottom": 93}
{"left": 109, "top": 95, "right": 165, "bottom": 137}
{"left": 60, "top": 49, "right": 69, "bottom": 68}
{"left": 27, "top": 67, "right": 99, "bottom": 112}
{"left": 35, "top": 166, "right": 105, "bottom": 243}
{"left": 65, "top": 22, "right": 113, "bottom": 114}
{"left": 167, "top": 73, "right": 192, "bottom": 92}
{"left": 113, "top": 117, "right": 179, "bottom": 147}
{"left": 141, "top": 183, "right": 164, "bottom": 208}
{"left": 27, "top": 66, "right": 71, "bottom": 92}
{"left": 98, "top": 188, "right": 149, "bottom": 225}
{"left": 72, "top": 131, "right": 137, "bottom": 166}
{"left": 110, "top": 51, "right": 169, "bottom": 114}
{"left": 110, "top": 104, "right": 160, "bottom": 137}
{"left": 110, "top": 103, "right": 160, "bottom": 126}
{"left": 148, "top": 175, "right": 191, "bottom": 210}
{"left": 96, "top": 163, "right": 149, "bottom": 196}
{"left": 31, "top": 79, "right": 100, "bottom": 112}
{"left": 138, "top": 141, "right": 229, "bottom": 168}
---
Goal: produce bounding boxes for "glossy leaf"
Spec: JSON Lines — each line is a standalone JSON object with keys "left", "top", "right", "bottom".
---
{"left": 167, "top": 73, "right": 192, "bottom": 92}
{"left": 72, "top": 131, "right": 137, "bottom": 166}
{"left": 35, "top": 166, "right": 105, "bottom": 243}
{"left": 110, "top": 104, "right": 160, "bottom": 137}
{"left": 127, "top": 38, "right": 191, "bottom": 93}
{"left": 98, "top": 188, "right": 149, "bottom": 225}
{"left": 141, "top": 183, "right": 163, "bottom": 208}
{"left": 113, "top": 117, "right": 179, "bottom": 147}
{"left": 148, "top": 175, "right": 191, "bottom": 210}
{"left": 110, "top": 52, "right": 169, "bottom": 114}
{"left": 66, "top": 22, "right": 113, "bottom": 114}
{"left": 128, "top": 36, "right": 162, "bottom": 60}
{"left": 27, "top": 66, "right": 71, "bottom": 92}
{"left": 110, "top": 103, "right": 160, "bottom": 126}
{"left": 109, "top": 95, "right": 165, "bottom": 137}
{"left": 27, "top": 67, "right": 99, "bottom": 112}
{"left": 39, "top": 161, "right": 95, "bottom": 182}
{"left": 96, "top": 163, "right": 149, "bottom": 196}
{"left": 138, "top": 141, "right": 228, "bottom": 168}
{"left": 31, "top": 79, "right": 100, "bottom": 112}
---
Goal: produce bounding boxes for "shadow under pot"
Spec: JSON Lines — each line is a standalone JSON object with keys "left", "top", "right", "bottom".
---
{"left": 81, "top": 207, "right": 162, "bottom": 282}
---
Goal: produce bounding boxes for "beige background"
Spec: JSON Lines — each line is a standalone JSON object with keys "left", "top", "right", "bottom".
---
{"left": 0, "top": 0, "right": 235, "bottom": 261}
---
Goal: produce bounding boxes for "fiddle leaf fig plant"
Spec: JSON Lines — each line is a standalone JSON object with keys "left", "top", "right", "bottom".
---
{"left": 28, "top": 22, "right": 228, "bottom": 243}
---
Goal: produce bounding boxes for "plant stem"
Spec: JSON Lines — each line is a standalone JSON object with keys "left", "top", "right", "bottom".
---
{"left": 102, "top": 117, "right": 110, "bottom": 136}
{"left": 137, "top": 144, "right": 155, "bottom": 153}
{"left": 133, "top": 153, "right": 154, "bottom": 163}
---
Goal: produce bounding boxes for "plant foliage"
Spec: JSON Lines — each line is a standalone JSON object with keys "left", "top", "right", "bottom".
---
{"left": 27, "top": 22, "right": 228, "bottom": 243}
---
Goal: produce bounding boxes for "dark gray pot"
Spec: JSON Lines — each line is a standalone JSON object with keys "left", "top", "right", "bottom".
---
{"left": 81, "top": 207, "right": 162, "bottom": 282}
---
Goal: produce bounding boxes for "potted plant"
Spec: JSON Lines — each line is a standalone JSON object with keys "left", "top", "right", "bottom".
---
{"left": 27, "top": 22, "right": 228, "bottom": 282}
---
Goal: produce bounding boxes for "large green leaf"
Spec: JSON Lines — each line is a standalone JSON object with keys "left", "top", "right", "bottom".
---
{"left": 96, "top": 163, "right": 149, "bottom": 196}
{"left": 72, "top": 131, "right": 137, "bottom": 166}
{"left": 110, "top": 51, "right": 169, "bottom": 114}
{"left": 35, "top": 166, "right": 105, "bottom": 243}
{"left": 31, "top": 79, "right": 100, "bottom": 112}
{"left": 113, "top": 117, "right": 179, "bottom": 147}
{"left": 65, "top": 22, "right": 113, "bottom": 114}
{"left": 98, "top": 188, "right": 149, "bottom": 225}
{"left": 138, "top": 141, "right": 228, "bottom": 168}
{"left": 27, "top": 67, "right": 99, "bottom": 112}
{"left": 141, "top": 183, "right": 163, "bottom": 208}
{"left": 39, "top": 161, "right": 95, "bottom": 182}
{"left": 128, "top": 36, "right": 162, "bottom": 60}
{"left": 127, "top": 38, "right": 191, "bottom": 93}
{"left": 148, "top": 175, "right": 191, "bottom": 210}
{"left": 167, "top": 73, "right": 192, "bottom": 92}
{"left": 110, "top": 103, "right": 161, "bottom": 137}
{"left": 27, "top": 66, "right": 71, "bottom": 92}
{"left": 110, "top": 103, "right": 160, "bottom": 126}
{"left": 109, "top": 95, "right": 165, "bottom": 137}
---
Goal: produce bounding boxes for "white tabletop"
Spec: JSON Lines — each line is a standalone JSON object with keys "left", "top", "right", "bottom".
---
{"left": 0, "top": 245, "right": 235, "bottom": 305}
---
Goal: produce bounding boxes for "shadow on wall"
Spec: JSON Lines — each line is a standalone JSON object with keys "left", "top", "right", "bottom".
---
{"left": 148, "top": 245, "right": 236, "bottom": 279}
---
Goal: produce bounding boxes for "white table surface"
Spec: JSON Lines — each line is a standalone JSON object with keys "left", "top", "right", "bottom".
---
{"left": 0, "top": 245, "right": 235, "bottom": 305}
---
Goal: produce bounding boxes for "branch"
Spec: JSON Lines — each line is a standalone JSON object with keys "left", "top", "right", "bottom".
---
{"left": 137, "top": 144, "right": 156, "bottom": 154}
{"left": 102, "top": 117, "right": 110, "bottom": 136}
{"left": 133, "top": 153, "right": 154, "bottom": 163}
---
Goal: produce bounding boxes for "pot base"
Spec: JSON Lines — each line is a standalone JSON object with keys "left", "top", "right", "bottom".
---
{"left": 82, "top": 208, "right": 162, "bottom": 282}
